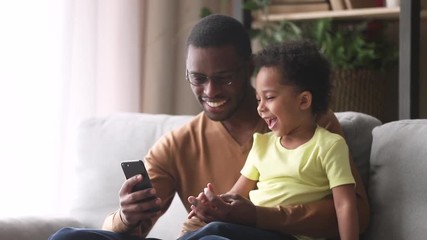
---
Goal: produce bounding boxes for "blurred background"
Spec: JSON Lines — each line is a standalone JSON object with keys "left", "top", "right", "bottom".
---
{"left": 0, "top": 0, "right": 425, "bottom": 218}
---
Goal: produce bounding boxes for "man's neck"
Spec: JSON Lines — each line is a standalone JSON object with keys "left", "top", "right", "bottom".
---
{"left": 221, "top": 90, "right": 261, "bottom": 145}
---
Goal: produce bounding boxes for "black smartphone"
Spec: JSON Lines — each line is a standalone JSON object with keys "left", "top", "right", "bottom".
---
{"left": 121, "top": 160, "right": 153, "bottom": 192}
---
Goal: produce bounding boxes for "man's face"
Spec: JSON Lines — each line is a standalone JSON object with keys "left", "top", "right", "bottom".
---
{"left": 186, "top": 45, "right": 249, "bottom": 121}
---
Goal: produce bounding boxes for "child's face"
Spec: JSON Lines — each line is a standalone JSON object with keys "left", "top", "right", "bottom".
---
{"left": 255, "top": 66, "right": 307, "bottom": 137}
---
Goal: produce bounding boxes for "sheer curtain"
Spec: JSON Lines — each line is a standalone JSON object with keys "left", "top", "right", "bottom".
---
{"left": 58, "top": 0, "right": 147, "bottom": 214}
{"left": 0, "top": 0, "right": 236, "bottom": 217}
{"left": 0, "top": 0, "right": 67, "bottom": 216}
{"left": 0, "top": 0, "right": 146, "bottom": 217}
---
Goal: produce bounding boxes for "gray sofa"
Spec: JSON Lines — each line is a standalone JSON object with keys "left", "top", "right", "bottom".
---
{"left": 0, "top": 112, "right": 426, "bottom": 240}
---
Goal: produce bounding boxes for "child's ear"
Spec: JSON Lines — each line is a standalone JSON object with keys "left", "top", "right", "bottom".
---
{"left": 299, "top": 91, "right": 312, "bottom": 110}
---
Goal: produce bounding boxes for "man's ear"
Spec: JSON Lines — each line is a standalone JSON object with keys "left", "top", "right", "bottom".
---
{"left": 299, "top": 91, "right": 312, "bottom": 110}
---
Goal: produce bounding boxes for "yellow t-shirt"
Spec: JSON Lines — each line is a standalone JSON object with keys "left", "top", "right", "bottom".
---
{"left": 241, "top": 126, "right": 355, "bottom": 208}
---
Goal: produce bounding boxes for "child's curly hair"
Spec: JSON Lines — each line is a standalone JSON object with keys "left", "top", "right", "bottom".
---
{"left": 254, "top": 40, "right": 332, "bottom": 115}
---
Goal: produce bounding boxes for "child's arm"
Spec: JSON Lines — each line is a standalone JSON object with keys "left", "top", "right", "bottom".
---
{"left": 227, "top": 175, "right": 257, "bottom": 198}
{"left": 332, "top": 184, "right": 359, "bottom": 240}
{"left": 318, "top": 109, "right": 370, "bottom": 233}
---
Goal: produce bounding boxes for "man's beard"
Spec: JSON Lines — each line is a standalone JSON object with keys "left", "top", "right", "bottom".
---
{"left": 204, "top": 84, "right": 249, "bottom": 122}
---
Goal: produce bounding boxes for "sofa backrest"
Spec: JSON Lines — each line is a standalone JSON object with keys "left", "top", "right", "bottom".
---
{"left": 71, "top": 113, "right": 192, "bottom": 234}
{"left": 72, "top": 111, "right": 381, "bottom": 239}
{"left": 335, "top": 112, "right": 382, "bottom": 189}
{"left": 365, "top": 119, "right": 427, "bottom": 240}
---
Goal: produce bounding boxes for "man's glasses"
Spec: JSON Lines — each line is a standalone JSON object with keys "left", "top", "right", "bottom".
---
{"left": 186, "top": 69, "right": 241, "bottom": 86}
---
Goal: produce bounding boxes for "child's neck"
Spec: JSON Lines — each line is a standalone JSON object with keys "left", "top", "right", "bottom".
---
{"left": 280, "top": 121, "right": 317, "bottom": 150}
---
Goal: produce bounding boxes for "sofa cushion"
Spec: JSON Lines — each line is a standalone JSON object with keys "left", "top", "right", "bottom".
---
{"left": 335, "top": 112, "right": 382, "bottom": 189}
{"left": 0, "top": 217, "right": 83, "bottom": 240}
{"left": 366, "top": 119, "right": 427, "bottom": 240}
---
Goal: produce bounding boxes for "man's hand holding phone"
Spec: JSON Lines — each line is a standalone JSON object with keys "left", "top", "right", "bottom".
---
{"left": 119, "top": 160, "right": 161, "bottom": 229}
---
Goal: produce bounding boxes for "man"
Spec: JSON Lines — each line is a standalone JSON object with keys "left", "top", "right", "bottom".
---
{"left": 49, "top": 14, "right": 369, "bottom": 240}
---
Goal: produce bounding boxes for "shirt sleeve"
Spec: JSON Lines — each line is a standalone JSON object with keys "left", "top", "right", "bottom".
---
{"left": 322, "top": 138, "right": 355, "bottom": 189}
{"left": 240, "top": 134, "right": 261, "bottom": 181}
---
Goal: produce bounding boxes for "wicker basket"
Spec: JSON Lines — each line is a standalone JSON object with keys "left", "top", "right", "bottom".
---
{"left": 330, "top": 69, "right": 385, "bottom": 121}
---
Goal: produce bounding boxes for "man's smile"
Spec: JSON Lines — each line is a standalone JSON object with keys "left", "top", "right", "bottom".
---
{"left": 203, "top": 99, "right": 227, "bottom": 108}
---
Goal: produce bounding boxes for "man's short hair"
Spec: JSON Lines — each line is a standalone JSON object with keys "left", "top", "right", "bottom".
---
{"left": 186, "top": 14, "right": 252, "bottom": 60}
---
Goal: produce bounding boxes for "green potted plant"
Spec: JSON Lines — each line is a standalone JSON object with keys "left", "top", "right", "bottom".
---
{"left": 251, "top": 17, "right": 397, "bottom": 120}
{"left": 253, "top": 18, "right": 397, "bottom": 70}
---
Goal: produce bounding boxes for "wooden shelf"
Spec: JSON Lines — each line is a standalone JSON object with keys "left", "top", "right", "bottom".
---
{"left": 253, "top": 7, "right": 427, "bottom": 24}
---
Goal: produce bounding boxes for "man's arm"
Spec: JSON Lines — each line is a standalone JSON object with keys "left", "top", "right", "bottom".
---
{"left": 190, "top": 192, "right": 337, "bottom": 237}
{"left": 102, "top": 210, "right": 154, "bottom": 237}
{"left": 187, "top": 177, "right": 256, "bottom": 221}
{"left": 255, "top": 161, "right": 369, "bottom": 235}
{"left": 102, "top": 133, "right": 179, "bottom": 237}
{"left": 102, "top": 174, "right": 161, "bottom": 237}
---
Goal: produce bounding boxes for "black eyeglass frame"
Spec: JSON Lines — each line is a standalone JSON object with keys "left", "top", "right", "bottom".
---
{"left": 185, "top": 68, "right": 242, "bottom": 86}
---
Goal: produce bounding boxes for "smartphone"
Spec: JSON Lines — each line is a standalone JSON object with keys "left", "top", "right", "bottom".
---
{"left": 121, "top": 160, "right": 153, "bottom": 192}
{"left": 121, "top": 160, "right": 160, "bottom": 213}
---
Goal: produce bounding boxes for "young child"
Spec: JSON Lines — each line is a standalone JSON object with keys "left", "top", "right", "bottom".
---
{"left": 184, "top": 40, "right": 359, "bottom": 240}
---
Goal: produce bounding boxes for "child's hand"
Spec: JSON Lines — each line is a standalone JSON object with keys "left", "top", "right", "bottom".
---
{"left": 203, "top": 183, "right": 216, "bottom": 201}
{"left": 187, "top": 192, "right": 208, "bottom": 219}
{"left": 187, "top": 183, "right": 218, "bottom": 220}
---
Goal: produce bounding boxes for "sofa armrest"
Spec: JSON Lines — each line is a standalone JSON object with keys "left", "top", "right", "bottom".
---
{"left": 365, "top": 119, "right": 427, "bottom": 240}
{"left": 0, "top": 217, "right": 83, "bottom": 240}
